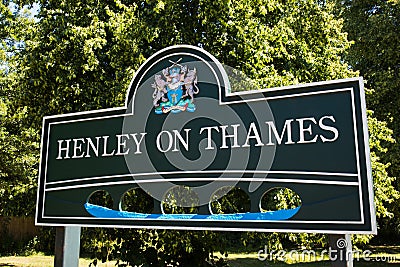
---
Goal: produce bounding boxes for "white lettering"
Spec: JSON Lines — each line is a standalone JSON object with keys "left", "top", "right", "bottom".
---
{"left": 199, "top": 126, "right": 220, "bottom": 150}
{"left": 156, "top": 130, "right": 173, "bottom": 152}
{"left": 56, "top": 139, "right": 71, "bottom": 159}
{"left": 72, "top": 138, "right": 85, "bottom": 158}
{"left": 266, "top": 120, "right": 295, "bottom": 145}
{"left": 85, "top": 137, "right": 101, "bottom": 158}
{"left": 102, "top": 135, "right": 115, "bottom": 157}
{"left": 115, "top": 134, "right": 130, "bottom": 156}
{"left": 242, "top": 122, "right": 264, "bottom": 147}
{"left": 130, "top": 133, "right": 147, "bottom": 154}
{"left": 319, "top": 116, "right": 339, "bottom": 142}
{"left": 297, "top": 117, "right": 318, "bottom": 144}
{"left": 220, "top": 124, "right": 240, "bottom": 149}
{"left": 173, "top": 129, "right": 191, "bottom": 152}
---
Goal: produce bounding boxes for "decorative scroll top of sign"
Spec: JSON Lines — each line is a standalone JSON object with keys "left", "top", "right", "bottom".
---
{"left": 152, "top": 59, "right": 199, "bottom": 114}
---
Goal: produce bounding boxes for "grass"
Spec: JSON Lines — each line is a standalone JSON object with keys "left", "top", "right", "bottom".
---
{"left": 0, "top": 246, "right": 398, "bottom": 267}
{"left": 0, "top": 254, "right": 116, "bottom": 267}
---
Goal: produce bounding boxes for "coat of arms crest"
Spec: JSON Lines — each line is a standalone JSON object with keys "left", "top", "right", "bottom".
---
{"left": 152, "top": 59, "right": 199, "bottom": 114}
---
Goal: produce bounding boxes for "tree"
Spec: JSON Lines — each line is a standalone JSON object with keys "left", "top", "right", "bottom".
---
{"left": 0, "top": 1, "right": 39, "bottom": 218}
{"left": 2, "top": 0, "right": 398, "bottom": 264}
{"left": 339, "top": 0, "right": 400, "bottom": 236}
{"left": 14, "top": 0, "right": 357, "bottom": 126}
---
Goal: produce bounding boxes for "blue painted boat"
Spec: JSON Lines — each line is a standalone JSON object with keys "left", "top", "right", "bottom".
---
{"left": 84, "top": 203, "right": 300, "bottom": 221}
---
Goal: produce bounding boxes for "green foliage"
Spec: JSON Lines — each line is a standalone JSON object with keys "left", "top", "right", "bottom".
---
{"left": 338, "top": 0, "right": 400, "bottom": 237}
{"left": 0, "top": 99, "right": 39, "bottom": 216}
{"left": 340, "top": 0, "right": 400, "bottom": 128}
{"left": 12, "top": 0, "right": 357, "bottom": 128}
{"left": 0, "top": 1, "right": 39, "bottom": 217}
{"left": 368, "top": 110, "right": 398, "bottom": 218}
{"left": 120, "top": 188, "right": 153, "bottom": 213}
{"left": 260, "top": 188, "right": 302, "bottom": 212}
{"left": 0, "top": 1, "right": 32, "bottom": 65}
{"left": 350, "top": 110, "right": 399, "bottom": 246}
{"left": 79, "top": 227, "right": 230, "bottom": 267}
{"left": 210, "top": 187, "right": 250, "bottom": 214}
{"left": 162, "top": 186, "right": 200, "bottom": 214}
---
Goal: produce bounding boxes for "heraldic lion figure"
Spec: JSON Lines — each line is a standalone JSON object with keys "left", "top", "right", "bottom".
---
{"left": 183, "top": 67, "right": 199, "bottom": 103}
{"left": 152, "top": 74, "right": 168, "bottom": 107}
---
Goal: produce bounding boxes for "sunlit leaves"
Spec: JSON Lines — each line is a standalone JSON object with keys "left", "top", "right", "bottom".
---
{"left": 339, "top": 0, "right": 400, "bottom": 236}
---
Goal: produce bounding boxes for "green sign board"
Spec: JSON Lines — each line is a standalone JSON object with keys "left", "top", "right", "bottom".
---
{"left": 36, "top": 45, "right": 376, "bottom": 233}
